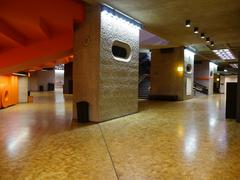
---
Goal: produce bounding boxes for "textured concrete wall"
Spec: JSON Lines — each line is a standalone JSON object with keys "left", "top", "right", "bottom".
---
{"left": 73, "top": 5, "right": 139, "bottom": 122}
{"left": 73, "top": 5, "right": 100, "bottom": 121}
{"left": 150, "top": 47, "right": 184, "bottom": 100}
{"left": 99, "top": 8, "right": 139, "bottom": 121}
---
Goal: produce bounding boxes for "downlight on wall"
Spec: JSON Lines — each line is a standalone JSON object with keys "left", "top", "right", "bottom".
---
{"left": 213, "top": 49, "right": 235, "bottom": 60}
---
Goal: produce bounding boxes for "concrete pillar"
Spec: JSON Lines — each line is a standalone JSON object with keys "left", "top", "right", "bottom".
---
{"left": 73, "top": 5, "right": 140, "bottom": 122}
{"left": 236, "top": 52, "right": 240, "bottom": 122}
{"left": 150, "top": 47, "right": 194, "bottom": 100}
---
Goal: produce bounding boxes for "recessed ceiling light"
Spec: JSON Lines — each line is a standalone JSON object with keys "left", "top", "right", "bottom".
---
{"left": 194, "top": 27, "right": 199, "bottom": 34}
{"left": 213, "top": 49, "right": 236, "bottom": 60}
{"left": 185, "top": 20, "right": 191, "bottom": 27}
{"left": 206, "top": 37, "right": 210, "bottom": 43}
{"left": 201, "top": 33, "right": 205, "bottom": 39}
{"left": 230, "top": 63, "right": 238, "bottom": 68}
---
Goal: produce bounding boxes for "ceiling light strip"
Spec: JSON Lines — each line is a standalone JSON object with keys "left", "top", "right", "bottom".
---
{"left": 101, "top": 4, "right": 143, "bottom": 29}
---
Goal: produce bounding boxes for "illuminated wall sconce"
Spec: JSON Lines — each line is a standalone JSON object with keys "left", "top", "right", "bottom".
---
{"left": 177, "top": 66, "right": 184, "bottom": 72}
{"left": 216, "top": 78, "right": 220, "bottom": 81}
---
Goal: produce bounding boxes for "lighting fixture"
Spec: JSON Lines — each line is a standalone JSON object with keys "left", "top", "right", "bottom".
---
{"left": 177, "top": 66, "right": 183, "bottom": 72}
{"left": 12, "top": 72, "right": 27, "bottom": 77}
{"left": 206, "top": 37, "right": 210, "bottom": 43}
{"left": 211, "top": 41, "right": 214, "bottom": 46}
{"left": 212, "top": 49, "right": 236, "bottom": 60}
{"left": 224, "top": 69, "right": 228, "bottom": 72}
{"left": 101, "top": 4, "right": 142, "bottom": 29}
{"left": 185, "top": 20, "right": 191, "bottom": 27}
{"left": 216, "top": 78, "right": 220, "bottom": 82}
{"left": 230, "top": 63, "right": 238, "bottom": 68}
{"left": 194, "top": 27, "right": 199, "bottom": 34}
{"left": 201, "top": 33, "right": 205, "bottom": 39}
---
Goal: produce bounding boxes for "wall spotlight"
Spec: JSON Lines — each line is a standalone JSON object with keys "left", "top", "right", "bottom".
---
{"left": 177, "top": 66, "right": 183, "bottom": 72}
{"left": 201, "top": 33, "right": 205, "bottom": 39}
{"left": 185, "top": 20, "right": 191, "bottom": 27}
{"left": 194, "top": 27, "right": 199, "bottom": 34}
{"left": 211, "top": 41, "right": 214, "bottom": 46}
{"left": 206, "top": 37, "right": 210, "bottom": 43}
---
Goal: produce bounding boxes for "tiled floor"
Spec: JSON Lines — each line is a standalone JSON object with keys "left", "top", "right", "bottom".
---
{"left": 0, "top": 92, "right": 240, "bottom": 179}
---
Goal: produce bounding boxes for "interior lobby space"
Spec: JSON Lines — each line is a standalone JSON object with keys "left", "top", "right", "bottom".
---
{"left": 1, "top": 92, "right": 240, "bottom": 179}
{"left": 1, "top": 0, "right": 240, "bottom": 179}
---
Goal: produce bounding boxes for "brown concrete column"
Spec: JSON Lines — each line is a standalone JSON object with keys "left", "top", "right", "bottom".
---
{"left": 150, "top": 47, "right": 195, "bottom": 101}
{"left": 73, "top": 5, "right": 140, "bottom": 122}
{"left": 236, "top": 51, "right": 240, "bottom": 122}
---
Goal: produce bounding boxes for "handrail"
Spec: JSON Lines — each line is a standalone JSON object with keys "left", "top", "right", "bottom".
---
{"left": 194, "top": 82, "right": 208, "bottom": 89}
{"left": 139, "top": 74, "right": 149, "bottom": 84}
{"left": 193, "top": 82, "right": 208, "bottom": 95}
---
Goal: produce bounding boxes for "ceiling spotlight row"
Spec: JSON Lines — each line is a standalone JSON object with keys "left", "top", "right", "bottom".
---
{"left": 185, "top": 20, "right": 214, "bottom": 46}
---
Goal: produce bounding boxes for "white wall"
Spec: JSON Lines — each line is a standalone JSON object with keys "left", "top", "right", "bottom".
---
{"left": 220, "top": 75, "right": 237, "bottom": 94}
{"left": 184, "top": 49, "right": 195, "bottom": 98}
{"left": 30, "top": 70, "right": 55, "bottom": 91}
{"left": 18, "top": 77, "right": 28, "bottom": 103}
{"left": 55, "top": 70, "right": 64, "bottom": 89}
{"left": 209, "top": 62, "right": 218, "bottom": 95}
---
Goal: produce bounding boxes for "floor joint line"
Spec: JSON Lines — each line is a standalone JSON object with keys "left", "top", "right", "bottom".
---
{"left": 98, "top": 124, "right": 120, "bottom": 180}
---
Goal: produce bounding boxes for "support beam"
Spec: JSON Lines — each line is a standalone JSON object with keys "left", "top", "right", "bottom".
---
{"left": 236, "top": 51, "right": 240, "bottom": 122}
{"left": 0, "top": 18, "right": 27, "bottom": 46}
{"left": 39, "top": 17, "right": 52, "bottom": 39}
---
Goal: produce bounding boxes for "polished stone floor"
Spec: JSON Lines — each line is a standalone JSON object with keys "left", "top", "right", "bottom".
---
{"left": 0, "top": 92, "right": 240, "bottom": 179}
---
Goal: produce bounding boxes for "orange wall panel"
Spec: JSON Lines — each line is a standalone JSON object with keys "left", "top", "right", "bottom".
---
{"left": 0, "top": 75, "right": 18, "bottom": 108}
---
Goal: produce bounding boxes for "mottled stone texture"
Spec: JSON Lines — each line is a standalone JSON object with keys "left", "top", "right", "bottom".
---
{"left": 99, "top": 9, "right": 139, "bottom": 121}
{"left": 73, "top": 5, "right": 139, "bottom": 122}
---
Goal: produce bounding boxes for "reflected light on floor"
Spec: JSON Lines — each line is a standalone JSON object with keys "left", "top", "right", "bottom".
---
{"left": 184, "top": 129, "right": 198, "bottom": 160}
{"left": 209, "top": 117, "right": 217, "bottom": 128}
{"left": 7, "top": 128, "right": 30, "bottom": 156}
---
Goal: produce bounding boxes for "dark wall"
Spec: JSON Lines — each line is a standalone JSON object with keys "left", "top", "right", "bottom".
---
{"left": 63, "top": 62, "right": 73, "bottom": 94}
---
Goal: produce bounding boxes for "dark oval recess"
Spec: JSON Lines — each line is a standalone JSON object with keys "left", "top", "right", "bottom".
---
{"left": 112, "top": 45, "right": 128, "bottom": 59}
{"left": 186, "top": 64, "right": 192, "bottom": 72}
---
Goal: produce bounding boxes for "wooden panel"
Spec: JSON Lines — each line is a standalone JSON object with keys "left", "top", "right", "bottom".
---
{"left": 0, "top": 75, "right": 19, "bottom": 108}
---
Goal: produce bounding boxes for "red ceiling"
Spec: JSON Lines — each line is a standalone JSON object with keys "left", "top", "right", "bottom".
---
{"left": 0, "top": 0, "right": 85, "bottom": 74}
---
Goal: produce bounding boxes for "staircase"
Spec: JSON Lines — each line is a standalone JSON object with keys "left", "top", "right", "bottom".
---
{"left": 193, "top": 82, "right": 208, "bottom": 95}
{"left": 138, "top": 74, "right": 150, "bottom": 99}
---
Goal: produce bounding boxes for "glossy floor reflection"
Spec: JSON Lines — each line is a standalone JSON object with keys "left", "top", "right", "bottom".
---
{"left": 0, "top": 92, "right": 240, "bottom": 179}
